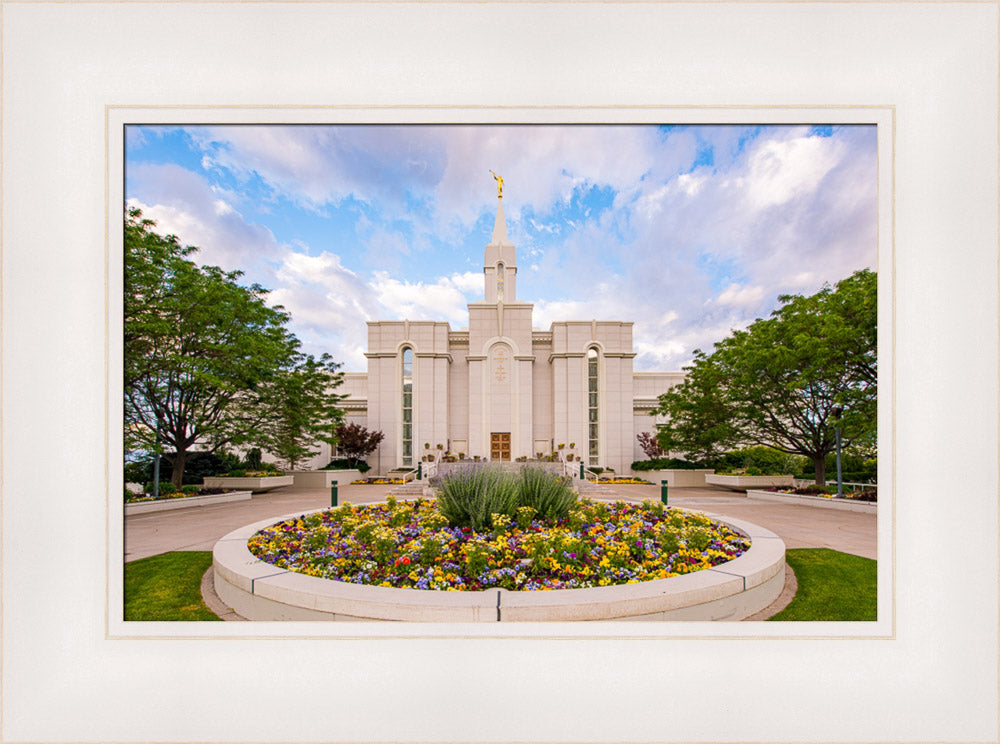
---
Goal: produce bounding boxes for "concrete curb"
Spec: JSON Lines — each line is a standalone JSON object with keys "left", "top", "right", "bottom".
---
{"left": 125, "top": 490, "right": 253, "bottom": 515}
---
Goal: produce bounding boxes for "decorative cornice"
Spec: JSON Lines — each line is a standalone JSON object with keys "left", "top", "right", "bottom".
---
{"left": 513, "top": 355, "right": 535, "bottom": 362}
{"left": 414, "top": 352, "right": 453, "bottom": 362}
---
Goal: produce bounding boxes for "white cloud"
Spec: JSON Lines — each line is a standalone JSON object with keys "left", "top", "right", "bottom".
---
{"left": 715, "top": 283, "right": 766, "bottom": 307}
{"left": 371, "top": 272, "right": 479, "bottom": 326}
{"left": 745, "top": 133, "right": 842, "bottom": 209}
{"left": 125, "top": 163, "right": 280, "bottom": 276}
{"left": 128, "top": 124, "right": 877, "bottom": 375}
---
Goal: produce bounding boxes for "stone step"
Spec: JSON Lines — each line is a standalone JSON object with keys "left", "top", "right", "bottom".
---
{"left": 388, "top": 482, "right": 431, "bottom": 498}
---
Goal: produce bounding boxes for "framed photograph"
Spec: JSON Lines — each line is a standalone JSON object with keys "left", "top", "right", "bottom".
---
{"left": 2, "top": 2, "right": 996, "bottom": 742}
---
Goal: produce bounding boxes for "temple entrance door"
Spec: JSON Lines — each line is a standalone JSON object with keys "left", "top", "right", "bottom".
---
{"left": 490, "top": 432, "right": 511, "bottom": 461}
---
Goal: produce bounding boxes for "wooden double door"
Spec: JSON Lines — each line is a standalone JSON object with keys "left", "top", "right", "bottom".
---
{"left": 490, "top": 432, "right": 511, "bottom": 461}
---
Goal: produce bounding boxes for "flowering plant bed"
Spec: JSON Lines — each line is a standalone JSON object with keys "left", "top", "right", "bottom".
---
{"left": 763, "top": 486, "right": 877, "bottom": 502}
{"left": 247, "top": 497, "right": 750, "bottom": 592}
{"left": 745, "top": 488, "right": 876, "bottom": 514}
{"left": 595, "top": 477, "right": 652, "bottom": 484}
{"left": 126, "top": 487, "right": 233, "bottom": 503}
{"left": 350, "top": 477, "right": 408, "bottom": 485}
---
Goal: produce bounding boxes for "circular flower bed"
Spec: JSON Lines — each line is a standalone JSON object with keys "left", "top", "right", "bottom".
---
{"left": 247, "top": 497, "right": 750, "bottom": 592}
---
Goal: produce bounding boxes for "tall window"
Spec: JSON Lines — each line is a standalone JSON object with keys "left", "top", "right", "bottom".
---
{"left": 401, "top": 347, "right": 413, "bottom": 466}
{"left": 497, "top": 262, "right": 505, "bottom": 301}
{"left": 587, "top": 348, "right": 599, "bottom": 466}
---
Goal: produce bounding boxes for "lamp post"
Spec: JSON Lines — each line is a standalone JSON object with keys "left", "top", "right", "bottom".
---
{"left": 832, "top": 405, "right": 843, "bottom": 498}
{"left": 152, "top": 418, "right": 162, "bottom": 500}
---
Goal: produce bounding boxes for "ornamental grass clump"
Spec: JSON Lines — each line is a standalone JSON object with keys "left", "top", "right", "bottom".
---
{"left": 518, "top": 467, "right": 576, "bottom": 521}
{"left": 436, "top": 465, "right": 577, "bottom": 530}
{"left": 436, "top": 465, "right": 521, "bottom": 531}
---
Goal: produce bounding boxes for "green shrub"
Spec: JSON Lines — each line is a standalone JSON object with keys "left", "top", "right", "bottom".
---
{"left": 127, "top": 451, "right": 242, "bottom": 485}
{"left": 631, "top": 458, "right": 703, "bottom": 471}
{"left": 124, "top": 456, "right": 154, "bottom": 485}
{"left": 801, "top": 453, "right": 877, "bottom": 484}
{"left": 796, "top": 484, "right": 830, "bottom": 495}
{"left": 244, "top": 448, "right": 263, "bottom": 469}
{"left": 322, "top": 458, "right": 371, "bottom": 473}
{"left": 436, "top": 466, "right": 521, "bottom": 531}
{"left": 181, "top": 484, "right": 199, "bottom": 494}
{"left": 227, "top": 469, "right": 247, "bottom": 477}
{"left": 143, "top": 481, "right": 176, "bottom": 495}
{"left": 713, "top": 446, "right": 806, "bottom": 476}
{"left": 517, "top": 467, "right": 577, "bottom": 522}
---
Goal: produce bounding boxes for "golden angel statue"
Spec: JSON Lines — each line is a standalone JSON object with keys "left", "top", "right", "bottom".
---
{"left": 490, "top": 170, "right": 504, "bottom": 198}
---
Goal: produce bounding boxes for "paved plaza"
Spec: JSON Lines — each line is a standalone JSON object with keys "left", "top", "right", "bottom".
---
{"left": 124, "top": 483, "right": 877, "bottom": 563}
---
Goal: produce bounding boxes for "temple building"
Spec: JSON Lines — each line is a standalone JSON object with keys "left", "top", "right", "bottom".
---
{"left": 331, "top": 184, "right": 684, "bottom": 475}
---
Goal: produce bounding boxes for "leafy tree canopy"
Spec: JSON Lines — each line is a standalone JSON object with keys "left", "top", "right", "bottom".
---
{"left": 655, "top": 269, "right": 876, "bottom": 484}
{"left": 124, "top": 208, "right": 344, "bottom": 485}
{"left": 260, "top": 352, "right": 346, "bottom": 470}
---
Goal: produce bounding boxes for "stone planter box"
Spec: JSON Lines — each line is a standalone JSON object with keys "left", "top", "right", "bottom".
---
{"left": 746, "top": 488, "right": 877, "bottom": 513}
{"left": 125, "top": 490, "right": 252, "bottom": 515}
{"left": 202, "top": 475, "right": 294, "bottom": 492}
{"left": 632, "top": 469, "right": 716, "bottom": 488}
{"left": 213, "top": 509, "right": 785, "bottom": 622}
{"left": 287, "top": 469, "right": 363, "bottom": 488}
{"left": 705, "top": 474, "right": 795, "bottom": 491}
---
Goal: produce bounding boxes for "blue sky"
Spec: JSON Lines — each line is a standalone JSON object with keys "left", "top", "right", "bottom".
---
{"left": 125, "top": 124, "right": 877, "bottom": 372}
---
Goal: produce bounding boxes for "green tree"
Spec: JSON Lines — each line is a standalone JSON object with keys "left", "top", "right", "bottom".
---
{"left": 124, "top": 208, "right": 317, "bottom": 486}
{"left": 333, "top": 422, "right": 385, "bottom": 468}
{"left": 260, "top": 352, "right": 346, "bottom": 470}
{"left": 655, "top": 349, "right": 742, "bottom": 463}
{"left": 656, "top": 270, "right": 876, "bottom": 485}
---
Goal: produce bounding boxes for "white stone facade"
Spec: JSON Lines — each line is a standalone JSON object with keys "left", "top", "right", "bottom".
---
{"left": 317, "top": 196, "right": 684, "bottom": 474}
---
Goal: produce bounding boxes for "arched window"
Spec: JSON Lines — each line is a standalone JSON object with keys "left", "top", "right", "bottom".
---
{"left": 401, "top": 347, "right": 413, "bottom": 466}
{"left": 587, "top": 347, "right": 599, "bottom": 466}
{"left": 497, "top": 262, "right": 505, "bottom": 302}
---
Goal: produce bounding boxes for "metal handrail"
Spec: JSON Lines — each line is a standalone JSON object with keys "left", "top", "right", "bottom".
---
{"left": 792, "top": 478, "right": 877, "bottom": 491}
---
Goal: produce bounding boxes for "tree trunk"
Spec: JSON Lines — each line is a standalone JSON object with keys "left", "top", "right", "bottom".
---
{"left": 171, "top": 449, "right": 187, "bottom": 488}
{"left": 813, "top": 454, "right": 826, "bottom": 486}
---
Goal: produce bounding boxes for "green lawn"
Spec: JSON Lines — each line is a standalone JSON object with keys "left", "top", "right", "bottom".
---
{"left": 124, "top": 551, "right": 221, "bottom": 621}
{"left": 768, "top": 548, "right": 877, "bottom": 621}
{"left": 123, "top": 547, "right": 876, "bottom": 622}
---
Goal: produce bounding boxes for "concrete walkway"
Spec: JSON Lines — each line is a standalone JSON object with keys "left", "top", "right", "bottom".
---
{"left": 124, "top": 483, "right": 877, "bottom": 562}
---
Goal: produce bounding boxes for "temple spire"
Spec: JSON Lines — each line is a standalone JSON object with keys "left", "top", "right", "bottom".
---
{"left": 484, "top": 175, "right": 516, "bottom": 303}
{"left": 491, "top": 194, "right": 511, "bottom": 246}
